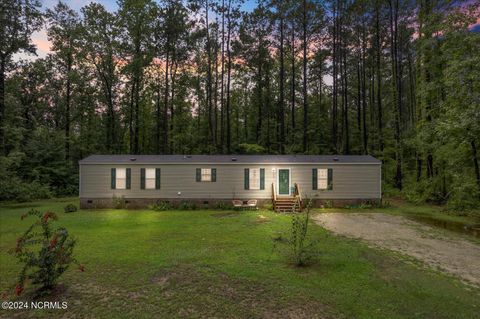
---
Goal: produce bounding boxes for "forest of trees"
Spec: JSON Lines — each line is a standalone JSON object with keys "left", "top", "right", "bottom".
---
{"left": 0, "top": 0, "right": 479, "bottom": 208}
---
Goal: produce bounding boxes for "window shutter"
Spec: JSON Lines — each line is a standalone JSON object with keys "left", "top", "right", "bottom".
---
{"left": 244, "top": 168, "right": 250, "bottom": 190}
{"left": 111, "top": 168, "right": 116, "bottom": 189}
{"left": 211, "top": 168, "right": 217, "bottom": 182}
{"left": 327, "top": 168, "right": 333, "bottom": 190}
{"left": 312, "top": 169, "right": 318, "bottom": 190}
{"left": 260, "top": 168, "right": 265, "bottom": 190}
{"left": 196, "top": 168, "right": 201, "bottom": 182}
{"left": 155, "top": 168, "right": 161, "bottom": 189}
{"left": 126, "top": 168, "right": 131, "bottom": 189}
{"left": 140, "top": 168, "right": 145, "bottom": 189}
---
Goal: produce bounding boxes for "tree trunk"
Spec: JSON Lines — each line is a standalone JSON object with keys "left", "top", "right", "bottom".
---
{"left": 342, "top": 49, "right": 349, "bottom": 155}
{"left": 220, "top": 0, "right": 225, "bottom": 153}
{"left": 331, "top": 1, "right": 338, "bottom": 152}
{"left": 291, "top": 21, "right": 296, "bottom": 134}
{"left": 169, "top": 62, "right": 177, "bottom": 153}
{"left": 361, "top": 21, "right": 368, "bottom": 154}
{"left": 389, "top": 0, "right": 402, "bottom": 189}
{"left": 471, "top": 140, "right": 480, "bottom": 190}
{"left": 356, "top": 61, "right": 362, "bottom": 135}
{"left": 134, "top": 74, "right": 140, "bottom": 155}
{"left": 156, "top": 77, "right": 161, "bottom": 153}
{"left": 0, "top": 60, "right": 5, "bottom": 155}
{"left": 256, "top": 63, "right": 263, "bottom": 141}
{"left": 226, "top": 0, "right": 232, "bottom": 153}
{"left": 129, "top": 80, "right": 135, "bottom": 153}
{"left": 163, "top": 50, "right": 170, "bottom": 153}
{"left": 302, "top": 0, "right": 308, "bottom": 152}
{"left": 65, "top": 54, "right": 72, "bottom": 160}
{"left": 375, "top": 1, "right": 383, "bottom": 152}
{"left": 278, "top": 14, "right": 286, "bottom": 154}
{"left": 206, "top": 0, "right": 215, "bottom": 148}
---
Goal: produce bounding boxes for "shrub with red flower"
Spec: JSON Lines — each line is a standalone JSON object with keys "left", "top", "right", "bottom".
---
{"left": 10, "top": 209, "right": 81, "bottom": 296}
{"left": 15, "top": 285, "right": 23, "bottom": 296}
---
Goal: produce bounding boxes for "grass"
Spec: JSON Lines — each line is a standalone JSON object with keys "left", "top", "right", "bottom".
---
{"left": 0, "top": 198, "right": 479, "bottom": 318}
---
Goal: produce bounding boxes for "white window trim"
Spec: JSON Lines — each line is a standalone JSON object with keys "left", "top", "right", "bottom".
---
{"left": 249, "top": 168, "right": 260, "bottom": 190}
{"left": 317, "top": 168, "right": 328, "bottom": 190}
{"left": 201, "top": 168, "right": 212, "bottom": 182}
{"left": 116, "top": 168, "right": 126, "bottom": 190}
{"left": 145, "top": 168, "right": 156, "bottom": 189}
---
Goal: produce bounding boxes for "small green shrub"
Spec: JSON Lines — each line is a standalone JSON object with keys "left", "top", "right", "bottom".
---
{"left": 322, "top": 200, "right": 334, "bottom": 208}
{"left": 274, "top": 199, "right": 318, "bottom": 267}
{"left": 0, "top": 178, "right": 52, "bottom": 202}
{"left": 10, "top": 210, "right": 83, "bottom": 296}
{"left": 63, "top": 204, "right": 77, "bottom": 213}
{"left": 178, "top": 201, "right": 197, "bottom": 210}
{"left": 214, "top": 202, "right": 233, "bottom": 210}
{"left": 149, "top": 201, "right": 172, "bottom": 211}
{"left": 446, "top": 181, "right": 480, "bottom": 211}
{"left": 112, "top": 195, "right": 126, "bottom": 209}
{"left": 263, "top": 203, "right": 273, "bottom": 210}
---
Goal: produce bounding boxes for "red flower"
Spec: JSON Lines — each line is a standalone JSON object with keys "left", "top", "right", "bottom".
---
{"left": 42, "top": 212, "right": 57, "bottom": 223}
{"left": 49, "top": 237, "right": 58, "bottom": 250}
{"left": 78, "top": 265, "right": 85, "bottom": 272}
{"left": 15, "top": 285, "right": 23, "bottom": 296}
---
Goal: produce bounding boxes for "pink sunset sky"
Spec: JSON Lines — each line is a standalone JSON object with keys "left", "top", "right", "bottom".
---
{"left": 19, "top": 1, "right": 480, "bottom": 61}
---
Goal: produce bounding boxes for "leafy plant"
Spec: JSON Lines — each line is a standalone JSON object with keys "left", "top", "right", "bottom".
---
{"left": 10, "top": 210, "right": 83, "bottom": 296}
{"left": 322, "top": 200, "right": 334, "bottom": 209}
{"left": 112, "top": 195, "right": 126, "bottom": 209}
{"left": 274, "top": 199, "right": 318, "bottom": 267}
{"left": 63, "top": 204, "right": 77, "bottom": 213}
{"left": 178, "top": 201, "right": 197, "bottom": 210}
{"left": 214, "top": 202, "right": 233, "bottom": 210}
{"left": 149, "top": 201, "right": 172, "bottom": 211}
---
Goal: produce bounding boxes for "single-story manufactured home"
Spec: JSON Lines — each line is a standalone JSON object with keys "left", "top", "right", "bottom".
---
{"left": 79, "top": 155, "right": 381, "bottom": 210}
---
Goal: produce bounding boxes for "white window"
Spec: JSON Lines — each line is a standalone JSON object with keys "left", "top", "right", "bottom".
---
{"left": 201, "top": 168, "right": 212, "bottom": 182}
{"left": 116, "top": 168, "right": 126, "bottom": 189}
{"left": 145, "top": 168, "right": 156, "bottom": 189}
{"left": 249, "top": 168, "right": 260, "bottom": 190}
{"left": 317, "top": 168, "right": 328, "bottom": 190}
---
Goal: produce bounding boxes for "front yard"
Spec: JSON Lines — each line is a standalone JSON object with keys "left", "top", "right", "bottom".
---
{"left": 0, "top": 198, "right": 479, "bottom": 318}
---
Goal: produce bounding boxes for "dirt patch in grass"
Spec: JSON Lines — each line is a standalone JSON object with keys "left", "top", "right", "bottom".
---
{"left": 150, "top": 265, "right": 336, "bottom": 318}
{"left": 250, "top": 214, "right": 271, "bottom": 225}
{"left": 313, "top": 213, "right": 480, "bottom": 287}
{"left": 210, "top": 211, "right": 243, "bottom": 218}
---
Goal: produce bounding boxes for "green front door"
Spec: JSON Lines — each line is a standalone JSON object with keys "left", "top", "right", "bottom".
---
{"left": 278, "top": 169, "right": 290, "bottom": 195}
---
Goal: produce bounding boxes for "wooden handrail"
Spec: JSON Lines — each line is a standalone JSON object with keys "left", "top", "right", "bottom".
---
{"left": 294, "top": 183, "right": 303, "bottom": 211}
{"left": 272, "top": 183, "right": 277, "bottom": 210}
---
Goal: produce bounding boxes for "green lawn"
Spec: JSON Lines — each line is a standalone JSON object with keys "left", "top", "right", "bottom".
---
{"left": 0, "top": 199, "right": 479, "bottom": 319}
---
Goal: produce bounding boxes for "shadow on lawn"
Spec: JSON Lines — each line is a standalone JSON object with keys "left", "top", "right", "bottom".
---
{"left": 149, "top": 265, "right": 336, "bottom": 319}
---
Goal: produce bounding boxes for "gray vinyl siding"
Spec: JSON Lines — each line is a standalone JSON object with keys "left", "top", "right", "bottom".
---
{"left": 80, "top": 163, "right": 381, "bottom": 199}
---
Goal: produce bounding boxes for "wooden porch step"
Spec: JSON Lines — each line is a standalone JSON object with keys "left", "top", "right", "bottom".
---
{"left": 273, "top": 198, "right": 300, "bottom": 213}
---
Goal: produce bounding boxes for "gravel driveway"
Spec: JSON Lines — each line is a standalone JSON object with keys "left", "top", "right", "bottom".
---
{"left": 312, "top": 213, "right": 480, "bottom": 287}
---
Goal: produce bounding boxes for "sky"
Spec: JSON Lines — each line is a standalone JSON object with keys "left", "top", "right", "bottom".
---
{"left": 21, "top": 0, "right": 480, "bottom": 60}
{"left": 24, "top": 0, "right": 257, "bottom": 60}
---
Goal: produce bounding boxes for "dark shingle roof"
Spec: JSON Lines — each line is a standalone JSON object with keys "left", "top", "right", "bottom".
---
{"left": 79, "top": 154, "right": 381, "bottom": 164}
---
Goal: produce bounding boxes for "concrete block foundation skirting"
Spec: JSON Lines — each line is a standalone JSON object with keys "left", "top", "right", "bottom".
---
{"left": 80, "top": 198, "right": 381, "bottom": 209}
